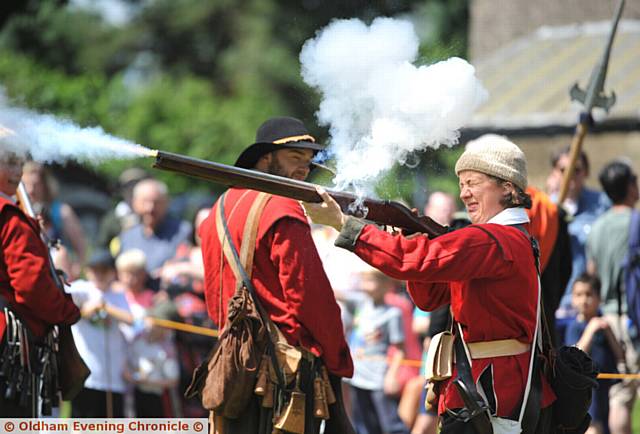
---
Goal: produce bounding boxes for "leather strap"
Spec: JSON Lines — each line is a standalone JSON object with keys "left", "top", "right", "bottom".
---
{"left": 215, "top": 192, "right": 270, "bottom": 289}
{"left": 467, "top": 339, "right": 530, "bottom": 359}
{"left": 215, "top": 192, "right": 287, "bottom": 389}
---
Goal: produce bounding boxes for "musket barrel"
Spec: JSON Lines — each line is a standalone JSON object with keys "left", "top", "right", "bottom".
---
{"left": 152, "top": 150, "right": 447, "bottom": 237}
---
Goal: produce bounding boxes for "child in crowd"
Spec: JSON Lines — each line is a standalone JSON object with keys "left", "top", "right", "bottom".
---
{"left": 67, "top": 250, "right": 131, "bottom": 417}
{"left": 565, "top": 273, "right": 625, "bottom": 434}
{"left": 347, "top": 266, "right": 410, "bottom": 434}
{"left": 116, "top": 249, "right": 180, "bottom": 417}
{"left": 116, "top": 249, "right": 155, "bottom": 316}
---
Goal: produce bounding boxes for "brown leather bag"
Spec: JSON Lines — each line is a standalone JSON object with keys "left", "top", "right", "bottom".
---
{"left": 201, "top": 283, "right": 269, "bottom": 416}
{"left": 186, "top": 192, "right": 275, "bottom": 418}
{"left": 57, "top": 325, "right": 91, "bottom": 400}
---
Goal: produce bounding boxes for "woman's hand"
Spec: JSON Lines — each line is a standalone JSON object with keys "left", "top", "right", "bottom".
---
{"left": 302, "top": 187, "right": 346, "bottom": 232}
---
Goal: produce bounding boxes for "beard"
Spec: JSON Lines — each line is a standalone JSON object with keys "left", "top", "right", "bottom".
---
{"left": 266, "top": 157, "right": 287, "bottom": 178}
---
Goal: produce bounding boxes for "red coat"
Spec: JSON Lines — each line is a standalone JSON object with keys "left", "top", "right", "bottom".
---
{"left": 346, "top": 222, "right": 555, "bottom": 417}
{"left": 199, "top": 188, "right": 353, "bottom": 378}
{"left": 0, "top": 196, "right": 80, "bottom": 340}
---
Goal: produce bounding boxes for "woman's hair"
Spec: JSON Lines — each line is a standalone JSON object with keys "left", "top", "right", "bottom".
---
{"left": 489, "top": 175, "right": 532, "bottom": 209}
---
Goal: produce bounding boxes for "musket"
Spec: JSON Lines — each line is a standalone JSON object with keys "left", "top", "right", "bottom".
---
{"left": 558, "top": 0, "right": 625, "bottom": 203}
{"left": 151, "top": 150, "right": 448, "bottom": 237}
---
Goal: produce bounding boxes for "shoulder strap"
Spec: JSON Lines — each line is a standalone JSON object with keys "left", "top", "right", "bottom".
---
{"left": 216, "top": 191, "right": 271, "bottom": 286}
{"left": 215, "top": 191, "right": 288, "bottom": 388}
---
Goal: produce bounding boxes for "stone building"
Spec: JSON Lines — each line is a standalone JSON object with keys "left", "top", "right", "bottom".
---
{"left": 467, "top": 0, "right": 640, "bottom": 189}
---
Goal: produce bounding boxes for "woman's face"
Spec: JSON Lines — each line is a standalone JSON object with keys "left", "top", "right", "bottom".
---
{"left": 21, "top": 167, "right": 47, "bottom": 201}
{"left": 0, "top": 155, "right": 24, "bottom": 196}
{"left": 458, "top": 170, "right": 509, "bottom": 224}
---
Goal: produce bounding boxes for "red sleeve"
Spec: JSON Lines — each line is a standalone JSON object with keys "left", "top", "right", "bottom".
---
{"left": 406, "top": 281, "right": 451, "bottom": 311}
{"left": 268, "top": 218, "right": 353, "bottom": 377}
{"left": 1, "top": 208, "right": 80, "bottom": 326}
{"left": 353, "top": 224, "right": 514, "bottom": 282}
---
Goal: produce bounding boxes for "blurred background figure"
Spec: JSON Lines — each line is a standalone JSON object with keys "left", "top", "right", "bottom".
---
{"left": 586, "top": 160, "right": 640, "bottom": 434}
{"left": 401, "top": 191, "right": 457, "bottom": 434}
{"left": 546, "top": 147, "right": 610, "bottom": 325}
{"left": 565, "top": 274, "right": 624, "bottom": 434}
{"left": 160, "top": 206, "right": 214, "bottom": 417}
{"left": 21, "top": 161, "right": 87, "bottom": 279}
{"left": 67, "top": 250, "right": 131, "bottom": 418}
{"left": 423, "top": 191, "right": 456, "bottom": 226}
{"left": 97, "top": 168, "right": 151, "bottom": 252}
{"left": 347, "top": 266, "right": 410, "bottom": 434}
{"left": 117, "top": 179, "right": 191, "bottom": 289}
{"left": 526, "top": 186, "right": 572, "bottom": 346}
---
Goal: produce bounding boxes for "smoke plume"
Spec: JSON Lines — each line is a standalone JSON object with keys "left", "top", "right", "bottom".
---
{"left": 0, "top": 100, "right": 152, "bottom": 163}
{"left": 300, "top": 17, "right": 488, "bottom": 194}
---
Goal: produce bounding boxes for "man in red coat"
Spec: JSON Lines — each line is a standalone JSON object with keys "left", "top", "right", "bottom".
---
{"left": 0, "top": 151, "right": 80, "bottom": 416}
{"left": 199, "top": 117, "right": 354, "bottom": 433}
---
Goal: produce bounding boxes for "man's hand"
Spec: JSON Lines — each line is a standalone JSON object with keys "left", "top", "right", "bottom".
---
{"left": 302, "top": 187, "right": 346, "bottom": 231}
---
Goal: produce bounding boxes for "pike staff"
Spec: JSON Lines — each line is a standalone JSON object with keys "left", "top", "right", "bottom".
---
{"left": 558, "top": 0, "right": 625, "bottom": 204}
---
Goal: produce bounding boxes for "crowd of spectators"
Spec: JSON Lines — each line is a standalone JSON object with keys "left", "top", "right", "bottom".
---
{"left": 29, "top": 144, "right": 640, "bottom": 433}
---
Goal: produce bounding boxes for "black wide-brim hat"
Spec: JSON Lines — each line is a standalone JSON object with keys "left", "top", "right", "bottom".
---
{"left": 235, "top": 116, "right": 325, "bottom": 169}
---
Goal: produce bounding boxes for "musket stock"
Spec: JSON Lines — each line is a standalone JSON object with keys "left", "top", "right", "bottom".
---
{"left": 152, "top": 150, "right": 448, "bottom": 237}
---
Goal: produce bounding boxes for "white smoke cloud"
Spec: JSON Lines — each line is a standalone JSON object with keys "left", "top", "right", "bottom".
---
{"left": 300, "top": 17, "right": 488, "bottom": 193}
{"left": 0, "top": 98, "right": 152, "bottom": 163}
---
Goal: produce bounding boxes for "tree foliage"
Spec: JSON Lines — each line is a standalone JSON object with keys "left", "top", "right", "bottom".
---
{"left": 0, "top": 0, "right": 469, "bottom": 202}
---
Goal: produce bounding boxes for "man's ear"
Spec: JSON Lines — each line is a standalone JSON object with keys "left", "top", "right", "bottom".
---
{"left": 254, "top": 153, "right": 272, "bottom": 171}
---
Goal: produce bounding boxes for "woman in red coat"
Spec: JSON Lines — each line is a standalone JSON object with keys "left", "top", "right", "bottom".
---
{"left": 304, "top": 134, "right": 555, "bottom": 434}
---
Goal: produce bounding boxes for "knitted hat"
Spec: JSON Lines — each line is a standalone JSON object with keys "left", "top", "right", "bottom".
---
{"left": 455, "top": 134, "right": 528, "bottom": 191}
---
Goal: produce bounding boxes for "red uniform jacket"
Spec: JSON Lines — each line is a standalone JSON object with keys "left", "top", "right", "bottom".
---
{"left": 200, "top": 188, "right": 353, "bottom": 378}
{"left": 0, "top": 196, "right": 80, "bottom": 340}
{"left": 347, "top": 222, "right": 555, "bottom": 417}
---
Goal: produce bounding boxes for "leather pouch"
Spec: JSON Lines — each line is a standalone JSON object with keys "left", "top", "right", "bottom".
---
{"left": 424, "top": 330, "right": 454, "bottom": 381}
{"left": 270, "top": 341, "right": 303, "bottom": 385}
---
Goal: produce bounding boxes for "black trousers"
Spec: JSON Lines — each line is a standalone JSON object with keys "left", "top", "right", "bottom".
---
{"left": 71, "top": 387, "right": 125, "bottom": 418}
{"left": 134, "top": 388, "right": 165, "bottom": 418}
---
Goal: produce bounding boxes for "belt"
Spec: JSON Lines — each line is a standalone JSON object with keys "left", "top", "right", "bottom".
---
{"left": 467, "top": 338, "right": 530, "bottom": 359}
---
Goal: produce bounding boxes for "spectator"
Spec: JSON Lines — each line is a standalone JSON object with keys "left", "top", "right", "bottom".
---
{"left": 96, "top": 168, "right": 150, "bottom": 252}
{"left": 160, "top": 207, "right": 209, "bottom": 294}
{"left": 118, "top": 179, "right": 191, "bottom": 286}
{"left": 348, "top": 267, "right": 410, "bottom": 434}
{"left": 401, "top": 191, "right": 456, "bottom": 433}
{"left": 565, "top": 273, "right": 624, "bottom": 434}
{"left": 526, "top": 186, "right": 572, "bottom": 345}
{"left": 116, "top": 249, "right": 154, "bottom": 323}
{"left": 546, "top": 146, "right": 610, "bottom": 319}
{"left": 423, "top": 191, "right": 456, "bottom": 226}
{"left": 21, "top": 161, "right": 87, "bottom": 279}
{"left": 159, "top": 207, "right": 213, "bottom": 417}
{"left": 586, "top": 160, "right": 639, "bottom": 434}
{"left": 67, "top": 250, "right": 131, "bottom": 418}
